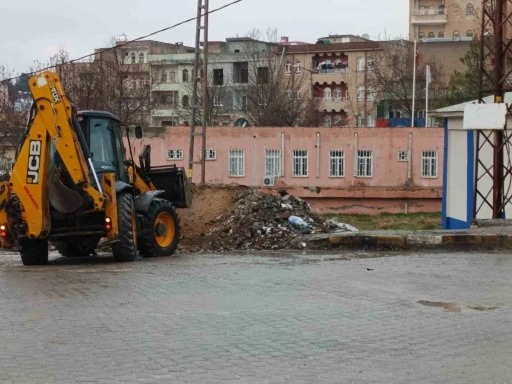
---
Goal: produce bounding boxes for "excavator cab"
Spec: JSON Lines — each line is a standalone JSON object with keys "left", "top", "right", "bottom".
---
{"left": 76, "top": 111, "right": 128, "bottom": 183}
{"left": 75, "top": 110, "right": 191, "bottom": 210}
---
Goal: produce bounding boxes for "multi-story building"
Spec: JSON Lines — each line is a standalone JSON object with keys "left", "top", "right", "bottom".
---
{"left": 409, "top": 1, "right": 480, "bottom": 85}
{"left": 409, "top": 0, "right": 479, "bottom": 41}
{"left": 149, "top": 37, "right": 276, "bottom": 127}
{"left": 279, "top": 35, "right": 384, "bottom": 127}
{"left": 95, "top": 38, "right": 194, "bottom": 91}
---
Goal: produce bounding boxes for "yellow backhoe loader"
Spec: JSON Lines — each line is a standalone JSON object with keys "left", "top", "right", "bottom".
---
{"left": 0, "top": 70, "right": 191, "bottom": 265}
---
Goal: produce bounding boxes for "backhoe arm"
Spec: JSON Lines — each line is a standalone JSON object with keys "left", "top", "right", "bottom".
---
{"left": 8, "top": 71, "right": 105, "bottom": 239}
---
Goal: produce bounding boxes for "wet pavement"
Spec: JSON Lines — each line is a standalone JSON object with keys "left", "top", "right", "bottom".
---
{"left": 0, "top": 250, "right": 511, "bottom": 383}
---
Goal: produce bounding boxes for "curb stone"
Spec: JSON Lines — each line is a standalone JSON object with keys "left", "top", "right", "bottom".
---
{"left": 305, "top": 232, "right": 512, "bottom": 250}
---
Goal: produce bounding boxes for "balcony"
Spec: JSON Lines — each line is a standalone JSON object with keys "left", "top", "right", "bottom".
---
{"left": 151, "top": 106, "right": 179, "bottom": 117}
{"left": 312, "top": 70, "right": 349, "bottom": 85}
{"left": 411, "top": 10, "right": 448, "bottom": 25}
{"left": 152, "top": 83, "right": 180, "bottom": 92}
{"left": 316, "top": 97, "right": 349, "bottom": 111}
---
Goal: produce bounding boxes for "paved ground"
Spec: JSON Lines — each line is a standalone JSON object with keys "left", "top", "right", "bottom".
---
{"left": 0, "top": 250, "right": 511, "bottom": 384}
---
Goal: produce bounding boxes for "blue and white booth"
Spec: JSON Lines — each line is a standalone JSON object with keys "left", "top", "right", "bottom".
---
{"left": 432, "top": 95, "right": 512, "bottom": 230}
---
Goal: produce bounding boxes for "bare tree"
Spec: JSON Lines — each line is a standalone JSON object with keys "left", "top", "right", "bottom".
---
{"left": 368, "top": 39, "right": 444, "bottom": 119}
{"left": 234, "top": 29, "right": 320, "bottom": 127}
{"left": 0, "top": 66, "right": 28, "bottom": 170}
{"left": 52, "top": 39, "right": 157, "bottom": 126}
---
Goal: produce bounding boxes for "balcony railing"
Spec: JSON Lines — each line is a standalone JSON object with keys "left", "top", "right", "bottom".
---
{"left": 155, "top": 103, "right": 179, "bottom": 109}
{"left": 313, "top": 68, "right": 349, "bottom": 75}
{"left": 411, "top": 10, "right": 448, "bottom": 24}
{"left": 316, "top": 96, "right": 349, "bottom": 102}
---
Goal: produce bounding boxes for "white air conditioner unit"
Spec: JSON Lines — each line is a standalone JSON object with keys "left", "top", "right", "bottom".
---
{"left": 263, "top": 176, "right": 275, "bottom": 187}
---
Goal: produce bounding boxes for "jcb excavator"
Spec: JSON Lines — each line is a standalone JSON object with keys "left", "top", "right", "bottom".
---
{"left": 0, "top": 70, "right": 191, "bottom": 265}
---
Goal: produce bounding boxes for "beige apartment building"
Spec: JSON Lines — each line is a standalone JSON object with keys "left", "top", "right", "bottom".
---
{"left": 409, "top": 0, "right": 479, "bottom": 41}
{"left": 409, "top": 1, "right": 481, "bottom": 86}
{"left": 280, "top": 35, "right": 383, "bottom": 127}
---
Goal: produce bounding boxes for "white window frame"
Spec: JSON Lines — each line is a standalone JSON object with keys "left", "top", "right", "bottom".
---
{"left": 357, "top": 57, "right": 365, "bottom": 71}
{"left": 367, "top": 87, "right": 376, "bottom": 101}
{"left": 285, "top": 61, "right": 292, "bottom": 74}
{"left": 357, "top": 114, "right": 364, "bottom": 127}
{"left": 357, "top": 86, "right": 365, "bottom": 101}
{"left": 329, "top": 150, "right": 345, "bottom": 178}
{"left": 398, "top": 150, "right": 409, "bottom": 162}
{"left": 292, "top": 150, "right": 309, "bottom": 177}
{"left": 205, "top": 149, "right": 217, "bottom": 161}
{"left": 285, "top": 89, "right": 293, "bottom": 101}
{"left": 294, "top": 60, "right": 302, "bottom": 74}
{"left": 367, "top": 58, "right": 375, "bottom": 71}
{"left": 324, "top": 115, "right": 332, "bottom": 128}
{"left": 334, "top": 87, "right": 342, "bottom": 100}
{"left": 213, "top": 94, "right": 223, "bottom": 106}
{"left": 167, "top": 149, "right": 184, "bottom": 161}
{"left": 367, "top": 114, "right": 375, "bottom": 127}
{"left": 265, "top": 150, "right": 282, "bottom": 177}
{"left": 323, "top": 87, "right": 332, "bottom": 100}
{"left": 229, "top": 149, "right": 245, "bottom": 177}
{"left": 356, "top": 150, "right": 373, "bottom": 178}
{"left": 421, "top": 150, "right": 438, "bottom": 178}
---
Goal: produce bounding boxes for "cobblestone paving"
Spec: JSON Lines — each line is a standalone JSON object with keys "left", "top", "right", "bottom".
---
{"left": 0, "top": 250, "right": 510, "bottom": 383}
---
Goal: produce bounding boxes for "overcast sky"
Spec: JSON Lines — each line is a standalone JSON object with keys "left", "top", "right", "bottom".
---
{"left": 1, "top": 0, "right": 409, "bottom": 74}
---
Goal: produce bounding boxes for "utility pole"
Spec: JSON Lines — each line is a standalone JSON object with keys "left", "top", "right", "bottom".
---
{"left": 188, "top": 0, "right": 209, "bottom": 185}
{"left": 411, "top": 39, "right": 417, "bottom": 128}
{"left": 474, "top": 0, "right": 512, "bottom": 219}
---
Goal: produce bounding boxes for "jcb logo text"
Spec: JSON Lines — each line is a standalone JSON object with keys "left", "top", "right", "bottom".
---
{"left": 27, "top": 140, "right": 41, "bottom": 184}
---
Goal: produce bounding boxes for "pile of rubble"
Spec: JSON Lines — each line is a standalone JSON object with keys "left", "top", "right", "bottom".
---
{"left": 196, "top": 189, "right": 357, "bottom": 252}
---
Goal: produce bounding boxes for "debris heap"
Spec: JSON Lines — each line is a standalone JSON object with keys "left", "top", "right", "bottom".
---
{"left": 196, "top": 189, "right": 356, "bottom": 252}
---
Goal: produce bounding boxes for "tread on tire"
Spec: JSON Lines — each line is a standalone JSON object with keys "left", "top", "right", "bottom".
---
{"left": 138, "top": 198, "right": 181, "bottom": 258}
{"left": 19, "top": 239, "right": 49, "bottom": 266}
{"left": 112, "top": 192, "right": 137, "bottom": 262}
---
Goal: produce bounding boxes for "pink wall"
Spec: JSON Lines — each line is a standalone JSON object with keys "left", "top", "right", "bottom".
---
{"left": 127, "top": 127, "right": 444, "bottom": 214}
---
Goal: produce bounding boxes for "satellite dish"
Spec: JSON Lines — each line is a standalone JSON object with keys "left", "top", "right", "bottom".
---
{"left": 362, "top": 34, "right": 371, "bottom": 40}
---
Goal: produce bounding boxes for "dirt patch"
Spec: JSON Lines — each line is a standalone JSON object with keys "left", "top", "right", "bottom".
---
{"left": 418, "top": 300, "right": 499, "bottom": 313}
{"left": 418, "top": 300, "right": 461, "bottom": 312}
{"left": 178, "top": 184, "right": 249, "bottom": 249}
{"left": 467, "top": 305, "right": 499, "bottom": 311}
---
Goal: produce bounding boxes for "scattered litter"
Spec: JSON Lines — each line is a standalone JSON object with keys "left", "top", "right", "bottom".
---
{"left": 289, "top": 216, "right": 310, "bottom": 229}
{"left": 326, "top": 218, "right": 359, "bottom": 232}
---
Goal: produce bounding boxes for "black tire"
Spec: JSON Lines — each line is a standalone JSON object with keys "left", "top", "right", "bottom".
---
{"left": 138, "top": 198, "right": 181, "bottom": 258}
{"left": 55, "top": 238, "right": 99, "bottom": 257}
{"left": 19, "top": 239, "right": 49, "bottom": 266}
{"left": 112, "top": 192, "right": 138, "bottom": 262}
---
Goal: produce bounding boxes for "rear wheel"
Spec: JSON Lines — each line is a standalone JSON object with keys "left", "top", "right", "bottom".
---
{"left": 112, "top": 192, "right": 137, "bottom": 262}
{"left": 19, "top": 239, "right": 49, "bottom": 266}
{"left": 138, "top": 198, "right": 180, "bottom": 258}
{"left": 55, "top": 237, "right": 99, "bottom": 257}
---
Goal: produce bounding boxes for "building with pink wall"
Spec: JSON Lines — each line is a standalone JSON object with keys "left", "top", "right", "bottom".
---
{"left": 128, "top": 127, "right": 444, "bottom": 215}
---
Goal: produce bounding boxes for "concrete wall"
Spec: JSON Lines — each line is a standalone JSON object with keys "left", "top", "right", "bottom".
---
{"left": 418, "top": 40, "right": 471, "bottom": 84}
{"left": 129, "top": 126, "right": 444, "bottom": 215}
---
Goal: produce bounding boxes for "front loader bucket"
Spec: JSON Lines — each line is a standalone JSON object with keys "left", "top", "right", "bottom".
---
{"left": 49, "top": 167, "right": 83, "bottom": 214}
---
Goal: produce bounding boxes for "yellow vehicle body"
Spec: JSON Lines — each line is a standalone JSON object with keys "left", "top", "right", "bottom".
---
{"left": 0, "top": 71, "right": 190, "bottom": 266}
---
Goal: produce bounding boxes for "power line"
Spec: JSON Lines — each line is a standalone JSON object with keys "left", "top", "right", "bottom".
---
{"left": 0, "top": 0, "right": 243, "bottom": 85}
